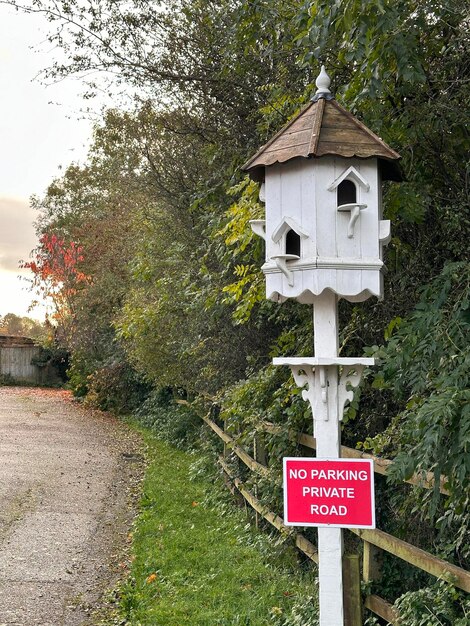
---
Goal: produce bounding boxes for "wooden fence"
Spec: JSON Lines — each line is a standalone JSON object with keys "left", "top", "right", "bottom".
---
{"left": 0, "top": 336, "right": 40, "bottom": 383}
{"left": 201, "top": 413, "right": 470, "bottom": 625}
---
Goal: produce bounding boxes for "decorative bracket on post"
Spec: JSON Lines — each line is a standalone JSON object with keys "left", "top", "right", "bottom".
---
{"left": 288, "top": 363, "right": 317, "bottom": 409}
{"left": 273, "top": 357, "right": 374, "bottom": 421}
{"left": 338, "top": 364, "right": 367, "bottom": 420}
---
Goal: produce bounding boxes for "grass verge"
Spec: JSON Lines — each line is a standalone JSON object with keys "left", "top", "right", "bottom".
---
{"left": 113, "top": 425, "right": 318, "bottom": 625}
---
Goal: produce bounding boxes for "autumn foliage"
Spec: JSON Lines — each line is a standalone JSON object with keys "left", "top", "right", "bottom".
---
{"left": 23, "top": 233, "right": 91, "bottom": 324}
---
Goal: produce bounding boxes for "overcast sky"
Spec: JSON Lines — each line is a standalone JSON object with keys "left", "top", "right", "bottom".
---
{"left": 0, "top": 5, "right": 94, "bottom": 320}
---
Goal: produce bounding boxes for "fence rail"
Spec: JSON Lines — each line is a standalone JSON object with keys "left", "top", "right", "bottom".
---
{"left": 201, "top": 413, "right": 470, "bottom": 625}
{"left": 260, "top": 421, "right": 449, "bottom": 495}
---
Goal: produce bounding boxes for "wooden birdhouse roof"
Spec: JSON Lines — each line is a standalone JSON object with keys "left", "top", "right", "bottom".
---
{"left": 242, "top": 96, "right": 402, "bottom": 182}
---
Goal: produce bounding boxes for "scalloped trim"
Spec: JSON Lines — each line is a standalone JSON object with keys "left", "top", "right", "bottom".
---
{"left": 267, "top": 287, "right": 380, "bottom": 304}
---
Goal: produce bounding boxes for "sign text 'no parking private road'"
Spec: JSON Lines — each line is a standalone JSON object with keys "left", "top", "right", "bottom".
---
{"left": 283, "top": 458, "right": 375, "bottom": 528}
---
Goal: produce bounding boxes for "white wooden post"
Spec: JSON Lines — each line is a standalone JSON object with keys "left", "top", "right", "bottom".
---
{"left": 274, "top": 310, "right": 373, "bottom": 626}
{"left": 313, "top": 291, "right": 344, "bottom": 626}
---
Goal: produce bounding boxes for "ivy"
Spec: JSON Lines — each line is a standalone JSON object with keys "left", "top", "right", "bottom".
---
{"left": 394, "top": 578, "right": 470, "bottom": 625}
{"left": 370, "top": 263, "right": 470, "bottom": 541}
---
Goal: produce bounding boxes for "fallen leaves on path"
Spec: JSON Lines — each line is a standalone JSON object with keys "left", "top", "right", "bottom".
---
{"left": 0, "top": 386, "right": 73, "bottom": 400}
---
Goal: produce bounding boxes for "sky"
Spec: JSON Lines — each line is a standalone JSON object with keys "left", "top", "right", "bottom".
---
{"left": 0, "top": 5, "right": 94, "bottom": 320}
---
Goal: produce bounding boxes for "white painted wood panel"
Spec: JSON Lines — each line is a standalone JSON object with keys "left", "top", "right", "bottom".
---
{"left": 300, "top": 160, "right": 317, "bottom": 258}
{"left": 280, "top": 160, "right": 302, "bottom": 227}
{"left": 359, "top": 160, "right": 380, "bottom": 259}
{"left": 315, "top": 157, "right": 337, "bottom": 259}
{"left": 265, "top": 165, "right": 282, "bottom": 260}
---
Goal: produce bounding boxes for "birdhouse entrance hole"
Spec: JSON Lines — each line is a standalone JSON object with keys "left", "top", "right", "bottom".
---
{"left": 337, "top": 179, "right": 357, "bottom": 207}
{"left": 286, "top": 229, "right": 301, "bottom": 257}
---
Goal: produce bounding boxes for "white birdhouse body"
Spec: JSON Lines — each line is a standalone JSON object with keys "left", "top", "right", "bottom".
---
{"left": 242, "top": 74, "right": 401, "bottom": 304}
{"left": 262, "top": 156, "right": 386, "bottom": 303}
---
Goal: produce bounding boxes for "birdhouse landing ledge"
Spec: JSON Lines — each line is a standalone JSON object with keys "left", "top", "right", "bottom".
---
{"left": 242, "top": 66, "right": 402, "bottom": 304}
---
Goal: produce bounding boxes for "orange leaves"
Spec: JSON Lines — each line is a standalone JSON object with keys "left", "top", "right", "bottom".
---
{"left": 23, "top": 233, "right": 90, "bottom": 286}
{"left": 146, "top": 573, "right": 158, "bottom": 584}
{"left": 22, "top": 232, "right": 92, "bottom": 312}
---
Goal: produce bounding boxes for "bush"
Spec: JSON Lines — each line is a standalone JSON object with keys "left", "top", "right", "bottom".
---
{"left": 31, "top": 345, "right": 69, "bottom": 382}
{"left": 0, "top": 373, "right": 17, "bottom": 386}
{"left": 135, "top": 388, "right": 202, "bottom": 449}
{"left": 85, "top": 361, "right": 151, "bottom": 414}
{"left": 394, "top": 578, "right": 470, "bottom": 625}
{"left": 67, "top": 352, "right": 92, "bottom": 398}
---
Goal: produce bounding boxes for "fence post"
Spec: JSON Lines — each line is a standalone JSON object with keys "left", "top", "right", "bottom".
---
{"left": 253, "top": 434, "right": 268, "bottom": 528}
{"left": 363, "top": 540, "right": 382, "bottom": 584}
{"left": 343, "top": 554, "right": 362, "bottom": 626}
{"left": 223, "top": 419, "right": 228, "bottom": 461}
{"left": 254, "top": 434, "right": 268, "bottom": 467}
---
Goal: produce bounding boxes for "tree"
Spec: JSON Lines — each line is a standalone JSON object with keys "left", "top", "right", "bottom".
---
{"left": 0, "top": 313, "right": 46, "bottom": 339}
{"left": 23, "top": 233, "right": 90, "bottom": 335}
{"left": 2, "top": 0, "right": 306, "bottom": 156}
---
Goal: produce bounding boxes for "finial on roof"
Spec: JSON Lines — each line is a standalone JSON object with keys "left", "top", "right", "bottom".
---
{"left": 312, "top": 65, "right": 334, "bottom": 101}
{"left": 316, "top": 65, "right": 331, "bottom": 93}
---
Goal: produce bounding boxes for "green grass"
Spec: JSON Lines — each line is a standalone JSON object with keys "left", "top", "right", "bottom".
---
{"left": 117, "top": 428, "right": 318, "bottom": 625}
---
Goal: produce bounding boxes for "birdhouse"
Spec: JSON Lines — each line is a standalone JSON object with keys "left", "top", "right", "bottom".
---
{"left": 242, "top": 67, "right": 402, "bottom": 303}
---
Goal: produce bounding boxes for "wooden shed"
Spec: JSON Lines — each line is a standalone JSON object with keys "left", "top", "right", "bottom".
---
{"left": 0, "top": 335, "right": 41, "bottom": 383}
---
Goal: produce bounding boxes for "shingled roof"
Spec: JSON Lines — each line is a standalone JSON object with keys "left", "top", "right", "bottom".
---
{"left": 242, "top": 97, "right": 402, "bottom": 182}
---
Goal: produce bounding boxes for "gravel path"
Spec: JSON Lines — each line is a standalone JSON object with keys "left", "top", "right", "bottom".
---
{"left": 0, "top": 387, "right": 143, "bottom": 626}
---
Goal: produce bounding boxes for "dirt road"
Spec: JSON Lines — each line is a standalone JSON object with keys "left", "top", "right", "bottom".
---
{"left": 0, "top": 387, "right": 143, "bottom": 626}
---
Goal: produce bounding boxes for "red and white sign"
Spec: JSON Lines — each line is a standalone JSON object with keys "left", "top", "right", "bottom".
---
{"left": 283, "top": 458, "right": 375, "bottom": 528}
